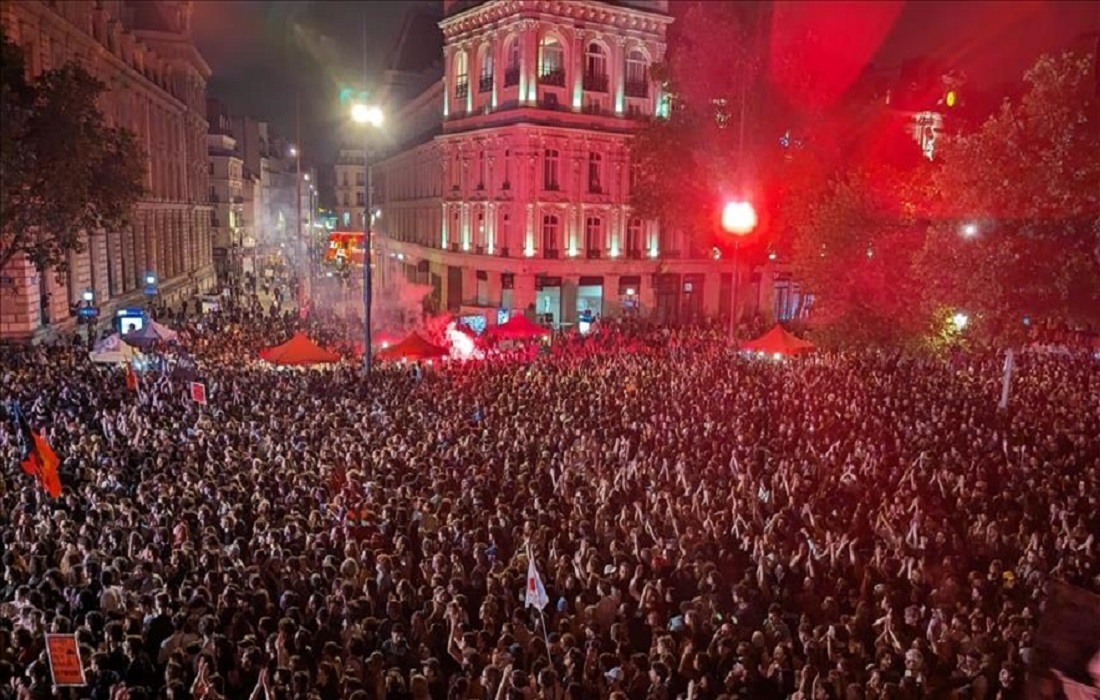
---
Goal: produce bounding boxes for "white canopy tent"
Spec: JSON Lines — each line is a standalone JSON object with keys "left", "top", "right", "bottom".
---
{"left": 89, "top": 333, "right": 138, "bottom": 364}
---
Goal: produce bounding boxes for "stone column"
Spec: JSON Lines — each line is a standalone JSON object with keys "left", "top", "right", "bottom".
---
{"left": 521, "top": 20, "right": 539, "bottom": 104}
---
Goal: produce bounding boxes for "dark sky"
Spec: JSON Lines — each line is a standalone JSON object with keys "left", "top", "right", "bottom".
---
{"left": 193, "top": 0, "right": 1099, "bottom": 163}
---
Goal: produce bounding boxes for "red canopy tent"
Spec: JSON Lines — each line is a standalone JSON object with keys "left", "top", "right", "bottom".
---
{"left": 352, "top": 330, "right": 405, "bottom": 356}
{"left": 741, "top": 325, "right": 815, "bottom": 355}
{"left": 260, "top": 332, "right": 341, "bottom": 365}
{"left": 491, "top": 314, "right": 551, "bottom": 340}
{"left": 375, "top": 332, "right": 449, "bottom": 362}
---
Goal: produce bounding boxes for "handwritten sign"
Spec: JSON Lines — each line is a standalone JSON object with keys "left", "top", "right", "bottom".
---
{"left": 46, "top": 634, "right": 86, "bottom": 686}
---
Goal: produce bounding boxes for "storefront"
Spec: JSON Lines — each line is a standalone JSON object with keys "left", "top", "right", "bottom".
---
{"left": 576, "top": 276, "right": 604, "bottom": 319}
{"left": 535, "top": 275, "right": 562, "bottom": 327}
{"left": 619, "top": 276, "right": 641, "bottom": 315}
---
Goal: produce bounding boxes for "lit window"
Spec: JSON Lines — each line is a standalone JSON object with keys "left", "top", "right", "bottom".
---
{"left": 454, "top": 51, "right": 469, "bottom": 99}
{"left": 539, "top": 36, "right": 565, "bottom": 84}
{"left": 626, "top": 218, "right": 642, "bottom": 256}
{"left": 584, "top": 216, "right": 602, "bottom": 253}
{"left": 625, "top": 50, "right": 649, "bottom": 97}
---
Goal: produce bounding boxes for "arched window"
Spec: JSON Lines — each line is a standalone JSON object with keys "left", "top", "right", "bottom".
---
{"left": 538, "top": 36, "right": 565, "bottom": 85}
{"left": 542, "top": 214, "right": 560, "bottom": 256}
{"left": 585, "top": 43, "right": 608, "bottom": 92}
{"left": 584, "top": 216, "right": 602, "bottom": 253}
{"left": 625, "top": 49, "right": 649, "bottom": 98}
{"left": 478, "top": 45, "right": 494, "bottom": 92}
{"left": 454, "top": 51, "right": 469, "bottom": 100}
{"left": 543, "top": 149, "right": 560, "bottom": 191}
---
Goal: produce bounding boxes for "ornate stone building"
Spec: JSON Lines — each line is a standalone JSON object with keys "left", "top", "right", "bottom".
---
{"left": 372, "top": 0, "right": 747, "bottom": 326}
{"left": 0, "top": 0, "right": 215, "bottom": 341}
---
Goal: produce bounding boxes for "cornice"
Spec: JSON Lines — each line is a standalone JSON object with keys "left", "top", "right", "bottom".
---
{"left": 440, "top": 0, "right": 672, "bottom": 41}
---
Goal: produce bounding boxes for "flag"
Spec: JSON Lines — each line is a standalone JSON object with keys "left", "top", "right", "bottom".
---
{"left": 999, "top": 349, "right": 1015, "bottom": 410}
{"left": 125, "top": 364, "right": 139, "bottom": 392}
{"left": 525, "top": 551, "right": 549, "bottom": 610}
{"left": 12, "top": 404, "right": 62, "bottom": 498}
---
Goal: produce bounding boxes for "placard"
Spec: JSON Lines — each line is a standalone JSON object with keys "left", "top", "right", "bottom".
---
{"left": 46, "top": 634, "right": 86, "bottom": 686}
{"left": 190, "top": 381, "right": 207, "bottom": 405}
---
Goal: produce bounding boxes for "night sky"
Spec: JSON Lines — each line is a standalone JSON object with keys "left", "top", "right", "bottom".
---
{"left": 192, "top": 0, "right": 1099, "bottom": 163}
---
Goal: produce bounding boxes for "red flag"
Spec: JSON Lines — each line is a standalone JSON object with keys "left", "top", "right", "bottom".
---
{"left": 14, "top": 406, "right": 62, "bottom": 498}
{"left": 190, "top": 381, "right": 207, "bottom": 405}
{"left": 125, "top": 365, "right": 139, "bottom": 392}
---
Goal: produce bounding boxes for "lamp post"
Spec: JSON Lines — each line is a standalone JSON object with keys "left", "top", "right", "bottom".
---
{"left": 351, "top": 102, "right": 384, "bottom": 374}
{"left": 722, "top": 201, "right": 758, "bottom": 346}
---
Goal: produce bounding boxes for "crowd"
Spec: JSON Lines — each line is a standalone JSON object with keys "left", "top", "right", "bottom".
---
{"left": 1, "top": 287, "right": 1098, "bottom": 700}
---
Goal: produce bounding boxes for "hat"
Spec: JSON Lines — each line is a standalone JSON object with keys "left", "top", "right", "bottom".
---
{"left": 605, "top": 667, "right": 624, "bottom": 682}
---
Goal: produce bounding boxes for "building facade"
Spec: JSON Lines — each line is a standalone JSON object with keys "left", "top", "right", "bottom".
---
{"left": 206, "top": 133, "right": 244, "bottom": 280}
{"left": 334, "top": 150, "right": 367, "bottom": 230}
{"left": 371, "top": 0, "right": 757, "bottom": 327}
{"left": 0, "top": 0, "right": 215, "bottom": 340}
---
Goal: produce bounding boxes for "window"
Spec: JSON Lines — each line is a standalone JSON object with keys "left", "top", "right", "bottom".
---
{"left": 588, "top": 153, "right": 603, "bottom": 193}
{"left": 479, "top": 46, "right": 494, "bottom": 92}
{"left": 505, "top": 39, "right": 521, "bottom": 87}
{"left": 584, "top": 216, "right": 602, "bottom": 254}
{"left": 538, "top": 36, "right": 565, "bottom": 86}
{"left": 477, "top": 150, "right": 486, "bottom": 189}
{"left": 625, "top": 50, "right": 649, "bottom": 98}
{"left": 626, "top": 218, "right": 642, "bottom": 257}
{"left": 584, "top": 43, "right": 608, "bottom": 92}
{"left": 454, "top": 51, "right": 469, "bottom": 99}
{"left": 542, "top": 214, "right": 559, "bottom": 256}
{"left": 343, "top": 211, "right": 350, "bottom": 226}
{"left": 356, "top": 192, "right": 365, "bottom": 206}
{"left": 342, "top": 172, "right": 348, "bottom": 186}
{"left": 475, "top": 210, "right": 487, "bottom": 250}
{"left": 356, "top": 172, "right": 365, "bottom": 186}
{"left": 342, "top": 193, "right": 349, "bottom": 206}
{"left": 543, "top": 149, "right": 560, "bottom": 191}
{"left": 208, "top": 162, "right": 214, "bottom": 174}
{"left": 503, "top": 149, "right": 512, "bottom": 188}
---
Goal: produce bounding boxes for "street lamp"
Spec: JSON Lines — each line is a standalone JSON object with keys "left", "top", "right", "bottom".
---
{"left": 961, "top": 222, "right": 978, "bottom": 238}
{"left": 721, "top": 200, "right": 758, "bottom": 345}
{"left": 351, "top": 101, "right": 384, "bottom": 374}
{"left": 952, "top": 312, "right": 969, "bottom": 331}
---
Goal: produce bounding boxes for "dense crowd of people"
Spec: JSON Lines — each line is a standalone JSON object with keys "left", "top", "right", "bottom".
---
{"left": 1, "top": 284, "right": 1098, "bottom": 700}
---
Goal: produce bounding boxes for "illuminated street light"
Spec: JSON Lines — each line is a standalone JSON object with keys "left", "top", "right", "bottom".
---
{"left": 351, "top": 103, "right": 384, "bottom": 127}
{"left": 952, "top": 312, "right": 969, "bottom": 331}
{"left": 82, "top": 290, "right": 94, "bottom": 303}
{"left": 145, "top": 273, "right": 156, "bottom": 286}
{"left": 288, "top": 146, "right": 297, "bottom": 157}
{"left": 351, "top": 102, "right": 385, "bottom": 375}
{"left": 961, "top": 222, "right": 978, "bottom": 238}
{"left": 303, "top": 173, "right": 311, "bottom": 182}
{"left": 722, "top": 200, "right": 757, "bottom": 345}
{"left": 722, "top": 201, "right": 758, "bottom": 235}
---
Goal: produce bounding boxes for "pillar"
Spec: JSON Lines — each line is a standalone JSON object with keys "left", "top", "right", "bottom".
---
{"left": 514, "top": 272, "right": 536, "bottom": 315}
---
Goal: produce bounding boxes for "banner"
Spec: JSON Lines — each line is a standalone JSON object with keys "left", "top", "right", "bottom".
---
{"left": 46, "top": 634, "right": 86, "bottom": 686}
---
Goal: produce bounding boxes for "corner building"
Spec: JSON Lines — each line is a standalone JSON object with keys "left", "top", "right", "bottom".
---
{"left": 373, "top": 0, "right": 739, "bottom": 326}
{"left": 0, "top": 0, "right": 215, "bottom": 341}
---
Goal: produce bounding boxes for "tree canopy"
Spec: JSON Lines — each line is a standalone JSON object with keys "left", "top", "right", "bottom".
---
{"left": 0, "top": 32, "right": 146, "bottom": 276}
{"left": 916, "top": 53, "right": 1100, "bottom": 345}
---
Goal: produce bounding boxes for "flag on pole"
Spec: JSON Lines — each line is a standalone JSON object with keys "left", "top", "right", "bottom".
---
{"left": 999, "top": 349, "right": 1015, "bottom": 410}
{"left": 525, "top": 550, "right": 550, "bottom": 610}
{"left": 12, "top": 403, "right": 62, "bottom": 498}
{"left": 125, "top": 364, "right": 139, "bottom": 392}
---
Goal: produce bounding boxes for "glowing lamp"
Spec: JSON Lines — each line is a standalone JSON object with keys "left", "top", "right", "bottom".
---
{"left": 625, "top": 288, "right": 636, "bottom": 296}
{"left": 351, "top": 103, "right": 384, "bottom": 127}
{"left": 524, "top": 245, "right": 535, "bottom": 258}
{"left": 773, "top": 352, "right": 783, "bottom": 361}
{"left": 145, "top": 274, "right": 157, "bottom": 285}
{"left": 722, "top": 201, "right": 757, "bottom": 235}
{"left": 82, "top": 290, "right": 95, "bottom": 302}
{"left": 961, "top": 223, "right": 978, "bottom": 238}
{"left": 952, "top": 312, "right": 969, "bottom": 330}
{"left": 945, "top": 90, "right": 957, "bottom": 108}
{"left": 568, "top": 248, "right": 578, "bottom": 258}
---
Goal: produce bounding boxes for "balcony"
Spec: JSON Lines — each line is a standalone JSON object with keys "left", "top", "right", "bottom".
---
{"left": 455, "top": 79, "right": 469, "bottom": 99}
{"left": 588, "top": 182, "right": 603, "bottom": 194}
{"left": 538, "top": 68, "right": 566, "bottom": 87}
{"left": 499, "top": 247, "right": 510, "bottom": 257}
{"left": 478, "top": 73, "right": 493, "bottom": 93}
{"left": 586, "top": 249, "right": 601, "bottom": 259}
{"left": 625, "top": 79, "right": 649, "bottom": 98}
{"left": 626, "top": 249, "right": 643, "bottom": 259}
{"left": 504, "top": 66, "right": 520, "bottom": 87}
{"left": 232, "top": 195, "right": 244, "bottom": 204}
{"left": 544, "top": 249, "right": 559, "bottom": 259}
{"left": 583, "top": 72, "right": 609, "bottom": 93}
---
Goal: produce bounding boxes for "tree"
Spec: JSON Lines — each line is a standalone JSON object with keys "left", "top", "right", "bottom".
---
{"left": 0, "top": 33, "right": 146, "bottom": 277}
{"left": 916, "top": 53, "right": 1100, "bottom": 344}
